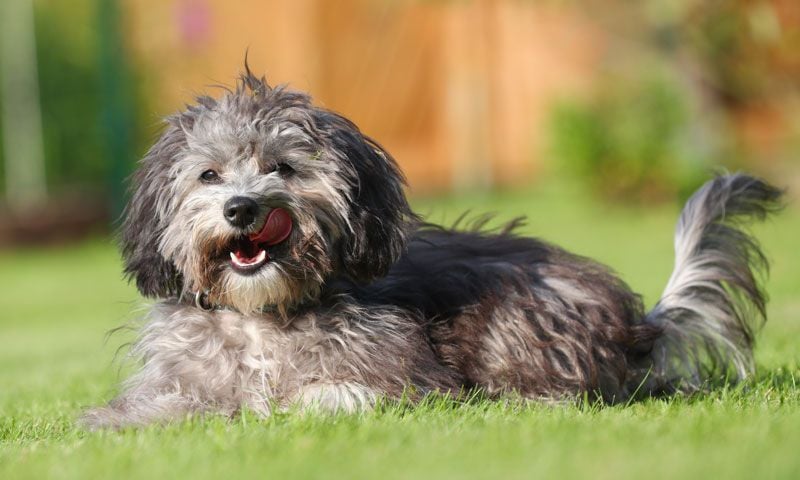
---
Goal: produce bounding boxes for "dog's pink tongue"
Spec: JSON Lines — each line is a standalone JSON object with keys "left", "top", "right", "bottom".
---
{"left": 249, "top": 208, "right": 292, "bottom": 246}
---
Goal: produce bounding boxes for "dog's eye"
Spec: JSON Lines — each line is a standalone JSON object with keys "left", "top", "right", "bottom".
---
{"left": 200, "top": 169, "right": 220, "bottom": 183}
{"left": 272, "top": 162, "right": 294, "bottom": 176}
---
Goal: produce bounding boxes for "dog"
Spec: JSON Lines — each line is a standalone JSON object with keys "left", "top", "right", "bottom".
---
{"left": 81, "top": 69, "right": 783, "bottom": 429}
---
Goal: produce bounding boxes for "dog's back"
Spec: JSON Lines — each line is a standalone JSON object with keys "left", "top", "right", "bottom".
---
{"left": 346, "top": 174, "right": 783, "bottom": 402}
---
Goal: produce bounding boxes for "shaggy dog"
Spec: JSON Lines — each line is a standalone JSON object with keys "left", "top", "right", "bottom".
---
{"left": 82, "top": 70, "right": 783, "bottom": 429}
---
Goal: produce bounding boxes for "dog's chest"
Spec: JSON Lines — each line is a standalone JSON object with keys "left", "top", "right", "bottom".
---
{"left": 146, "top": 305, "right": 291, "bottom": 398}
{"left": 207, "top": 310, "right": 285, "bottom": 380}
{"left": 148, "top": 303, "right": 363, "bottom": 408}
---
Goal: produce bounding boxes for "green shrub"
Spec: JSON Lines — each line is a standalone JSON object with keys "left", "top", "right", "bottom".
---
{"left": 549, "top": 75, "right": 711, "bottom": 203}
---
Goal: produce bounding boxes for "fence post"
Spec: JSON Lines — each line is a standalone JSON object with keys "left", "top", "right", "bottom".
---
{"left": 0, "top": 0, "right": 47, "bottom": 211}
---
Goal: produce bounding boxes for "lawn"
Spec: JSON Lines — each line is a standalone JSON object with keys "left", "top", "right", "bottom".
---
{"left": 1, "top": 180, "right": 798, "bottom": 479}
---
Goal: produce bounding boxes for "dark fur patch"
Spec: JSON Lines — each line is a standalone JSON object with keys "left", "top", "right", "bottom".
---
{"left": 316, "top": 110, "right": 420, "bottom": 283}
{"left": 120, "top": 122, "right": 189, "bottom": 297}
{"left": 337, "top": 221, "right": 661, "bottom": 401}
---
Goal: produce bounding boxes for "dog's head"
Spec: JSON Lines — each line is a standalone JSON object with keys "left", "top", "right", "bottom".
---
{"left": 121, "top": 71, "right": 417, "bottom": 313}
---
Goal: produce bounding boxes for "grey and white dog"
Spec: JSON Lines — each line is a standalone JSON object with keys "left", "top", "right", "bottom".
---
{"left": 82, "top": 70, "right": 783, "bottom": 429}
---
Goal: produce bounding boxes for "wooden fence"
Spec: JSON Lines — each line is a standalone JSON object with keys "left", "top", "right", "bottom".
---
{"left": 123, "top": 0, "right": 604, "bottom": 193}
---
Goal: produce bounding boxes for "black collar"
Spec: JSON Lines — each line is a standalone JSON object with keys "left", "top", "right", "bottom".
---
{"left": 177, "top": 290, "right": 278, "bottom": 314}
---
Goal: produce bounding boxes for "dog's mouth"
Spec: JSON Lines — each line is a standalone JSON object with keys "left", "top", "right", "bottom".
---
{"left": 228, "top": 208, "right": 293, "bottom": 273}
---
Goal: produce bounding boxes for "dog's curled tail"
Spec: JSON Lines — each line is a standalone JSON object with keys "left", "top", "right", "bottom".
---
{"left": 642, "top": 173, "right": 783, "bottom": 394}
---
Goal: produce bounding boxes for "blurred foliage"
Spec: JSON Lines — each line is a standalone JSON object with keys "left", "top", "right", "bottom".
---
{"left": 550, "top": 74, "right": 709, "bottom": 203}
{"left": 550, "top": 0, "right": 799, "bottom": 202}
{"left": 0, "top": 0, "right": 145, "bottom": 196}
{"left": 639, "top": 0, "right": 799, "bottom": 107}
{"left": 34, "top": 1, "right": 105, "bottom": 190}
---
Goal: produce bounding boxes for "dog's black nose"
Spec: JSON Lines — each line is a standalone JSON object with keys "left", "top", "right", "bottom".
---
{"left": 223, "top": 196, "right": 259, "bottom": 228}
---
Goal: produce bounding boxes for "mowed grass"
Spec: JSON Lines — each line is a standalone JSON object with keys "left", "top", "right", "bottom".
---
{"left": 1, "top": 179, "right": 799, "bottom": 479}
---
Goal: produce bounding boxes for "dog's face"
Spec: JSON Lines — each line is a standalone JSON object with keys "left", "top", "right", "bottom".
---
{"left": 121, "top": 73, "right": 416, "bottom": 313}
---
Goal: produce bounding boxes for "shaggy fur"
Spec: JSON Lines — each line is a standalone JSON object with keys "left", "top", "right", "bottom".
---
{"left": 81, "top": 70, "right": 783, "bottom": 429}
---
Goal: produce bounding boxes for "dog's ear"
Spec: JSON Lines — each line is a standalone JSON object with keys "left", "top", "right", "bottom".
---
{"left": 120, "top": 119, "right": 188, "bottom": 297}
{"left": 320, "top": 112, "right": 419, "bottom": 283}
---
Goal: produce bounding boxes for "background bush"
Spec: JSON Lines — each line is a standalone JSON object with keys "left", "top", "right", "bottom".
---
{"left": 549, "top": 74, "right": 711, "bottom": 203}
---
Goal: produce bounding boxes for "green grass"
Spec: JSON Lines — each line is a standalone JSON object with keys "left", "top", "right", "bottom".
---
{"left": 1, "top": 180, "right": 799, "bottom": 479}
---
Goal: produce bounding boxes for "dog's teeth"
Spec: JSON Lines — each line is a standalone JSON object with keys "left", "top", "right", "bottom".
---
{"left": 230, "top": 249, "right": 267, "bottom": 268}
{"left": 251, "top": 250, "right": 266, "bottom": 264}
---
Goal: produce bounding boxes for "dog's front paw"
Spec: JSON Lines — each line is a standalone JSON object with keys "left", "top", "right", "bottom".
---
{"left": 78, "top": 406, "right": 133, "bottom": 431}
{"left": 294, "top": 383, "right": 377, "bottom": 414}
{"left": 78, "top": 392, "right": 197, "bottom": 430}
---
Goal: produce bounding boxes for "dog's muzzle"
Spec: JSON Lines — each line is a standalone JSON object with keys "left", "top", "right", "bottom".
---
{"left": 226, "top": 207, "right": 294, "bottom": 274}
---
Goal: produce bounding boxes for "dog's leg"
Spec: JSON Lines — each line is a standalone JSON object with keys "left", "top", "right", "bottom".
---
{"left": 280, "top": 305, "right": 458, "bottom": 414}
{"left": 81, "top": 305, "right": 253, "bottom": 429}
{"left": 79, "top": 390, "right": 209, "bottom": 430}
